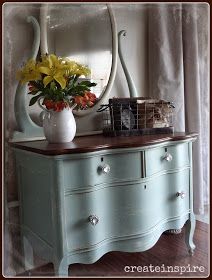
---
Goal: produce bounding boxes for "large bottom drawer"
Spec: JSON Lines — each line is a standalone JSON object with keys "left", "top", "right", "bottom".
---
{"left": 64, "top": 169, "right": 190, "bottom": 252}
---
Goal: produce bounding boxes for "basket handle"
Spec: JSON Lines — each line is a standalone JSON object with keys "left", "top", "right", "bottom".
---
{"left": 96, "top": 104, "right": 110, "bottom": 112}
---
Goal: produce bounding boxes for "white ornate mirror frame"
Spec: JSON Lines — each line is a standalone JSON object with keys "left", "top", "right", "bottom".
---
{"left": 40, "top": 3, "right": 118, "bottom": 118}
{"left": 12, "top": 4, "right": 118, "bottom": 142}
{"left": 12, "top": 16, "right": 44, "bottom": 142}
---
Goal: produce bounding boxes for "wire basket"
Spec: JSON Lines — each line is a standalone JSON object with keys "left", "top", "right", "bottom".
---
{"left": 97, "top": 98, "right": 175, "bottom": 136}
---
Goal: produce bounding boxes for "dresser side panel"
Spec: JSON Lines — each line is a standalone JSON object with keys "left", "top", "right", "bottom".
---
{"left": 15, "top": 151, "right": 54, "bottom": 246}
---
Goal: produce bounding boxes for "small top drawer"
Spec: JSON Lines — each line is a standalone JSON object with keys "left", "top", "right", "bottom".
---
{"left": 62, "top": 151, "right": 142, "bottom": 190}
{"left": 145, "top": 143, "right": 189, "bottom": 176}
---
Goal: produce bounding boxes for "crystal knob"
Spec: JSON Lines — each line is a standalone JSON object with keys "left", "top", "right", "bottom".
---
{"left": 88, "top": 215, "right": 99, "bottom": 226}
{"left": 99, "top": 164, "right": 110, "bottom": 174}
{"left": 176, "top": 191, "right": 186, "bottom": 199}
{"left": 163, "top": 153, "right": 173, "bottom": 162}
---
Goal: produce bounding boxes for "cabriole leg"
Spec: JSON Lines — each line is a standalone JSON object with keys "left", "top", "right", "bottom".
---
{"left": 185, "top": 213, "right": 196, "bottom": 256}
{"left": 22, "top": 235, "right": 34, "bottom": 271}
{"left": 54, "top": 257, "right": 69, "bottom": 277}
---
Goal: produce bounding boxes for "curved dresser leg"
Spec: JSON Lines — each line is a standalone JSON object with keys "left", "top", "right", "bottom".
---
{"left": 22, "top": 235, "right": 34, "bottom": 271}
{"left": 54, "top": 257, "right": 69, "bottom": 277}
{"left": 185, "top": 213, "right": 196, "bottom": 256}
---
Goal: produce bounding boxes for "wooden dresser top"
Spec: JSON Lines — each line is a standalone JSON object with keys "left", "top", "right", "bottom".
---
{"left": 10, "top": 132, "right": 197, "bottom": 155}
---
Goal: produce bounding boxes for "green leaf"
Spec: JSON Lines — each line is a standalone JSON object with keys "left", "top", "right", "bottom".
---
{"left": 50, "top": 81, "right": 56, "bottom": 90}
{"left": 73, "top": 74, "right": 80, "bottom": 85}
{"left": 30, "top": 90, "right": 42, "bottom": 95}
{"left": 74, "top": 85, "right": 90, "bottom": 91}
{"left": 29, "top": 93, "right": 43, "bottom": 106}
{"left": 30, "top": 80, "right": 44, "bottom": 91}
{"left": 67, "top": 76, "right": 75, "bottom": 88}
{"left": 79, "top": 81, "right": 97, "bottom": 87}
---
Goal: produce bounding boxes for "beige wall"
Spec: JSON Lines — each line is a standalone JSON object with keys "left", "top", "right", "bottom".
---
{"left": 4, "top": 3, "right": 40, "bottom": 204}
{"left": 3, "top": 3, "right": 148, "bottom": 275}
{"left": 113, "top": 4, "right": 148, "bottom": 98}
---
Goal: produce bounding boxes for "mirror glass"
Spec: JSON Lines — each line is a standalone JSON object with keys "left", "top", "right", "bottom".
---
{"left": 43, "top": 4, "right": 113, "bottom": 99}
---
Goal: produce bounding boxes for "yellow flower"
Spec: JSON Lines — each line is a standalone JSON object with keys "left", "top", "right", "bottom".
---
{"left": 75, "top": 63, "right": 91, "bottom": 76}
{"left": 39, "top": 54, "right": 67, "bottom": 89}
{"left": 16, "top": 59, "right": 42, "bottom": 84}
{"left": 64, "top": 58, "right": 91, "bottom": 77}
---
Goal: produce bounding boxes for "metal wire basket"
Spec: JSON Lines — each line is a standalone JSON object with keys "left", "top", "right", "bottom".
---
{"left": 97, "top": 98, "right": 175, "bottom": 136}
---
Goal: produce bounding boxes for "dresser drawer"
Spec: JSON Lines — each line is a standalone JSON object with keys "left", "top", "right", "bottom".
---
{"left": 62, "top": 152, "right": 142, "bottom": 189}
{"left": 64, "top": 169, "right": 190, "bottom": 252}
{"left": 145, "top": 143, "right": 189, "bottom": 176}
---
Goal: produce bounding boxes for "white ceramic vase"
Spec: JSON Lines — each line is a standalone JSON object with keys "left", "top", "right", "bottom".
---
{"left": 38, "top": 98, "right": 76, "bottom": 143}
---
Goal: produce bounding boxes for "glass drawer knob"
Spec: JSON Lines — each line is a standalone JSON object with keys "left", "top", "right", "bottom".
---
{"left": 176, "top": 191, "right": 186, "bottom": 199}
{"left": 163, "top": 153, "right": 173, "bottom": 162}
{"left": 88, "top": 215, "right": 99, "bottom": 226}
{"left": 99, "top": 164, "right": 110, "bottom": 174}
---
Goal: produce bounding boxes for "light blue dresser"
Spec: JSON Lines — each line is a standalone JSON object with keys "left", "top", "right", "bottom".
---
{"left": 12, "top": 133, "right": 197, "bottom": 276}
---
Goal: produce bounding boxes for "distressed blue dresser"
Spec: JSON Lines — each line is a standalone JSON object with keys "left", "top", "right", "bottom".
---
{"left": 11, "top": 133, "right": 197, "bottom": 276}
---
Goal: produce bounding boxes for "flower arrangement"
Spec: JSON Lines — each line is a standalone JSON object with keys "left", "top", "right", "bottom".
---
{"left": 16, "top": 54, "right": 97, "bottom": 111}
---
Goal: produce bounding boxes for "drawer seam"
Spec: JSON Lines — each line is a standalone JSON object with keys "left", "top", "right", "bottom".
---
{"left": 64, "top": 166, "right": 190, "bottom": 195}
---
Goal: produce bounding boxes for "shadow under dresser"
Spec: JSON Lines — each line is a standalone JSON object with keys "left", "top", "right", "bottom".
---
{"left": 11, "top": 132, "right": 197, "bottom": 276}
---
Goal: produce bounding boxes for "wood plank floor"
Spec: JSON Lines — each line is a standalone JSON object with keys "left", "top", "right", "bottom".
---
{"left": 18, "top": 221, "right": 209, "bottom": 277}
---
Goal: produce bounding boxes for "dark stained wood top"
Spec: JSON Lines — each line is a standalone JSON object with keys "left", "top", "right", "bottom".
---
{"left": 10, "top": 132, "right": 198, "bottom": 156}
